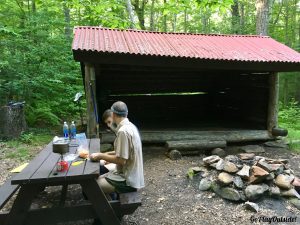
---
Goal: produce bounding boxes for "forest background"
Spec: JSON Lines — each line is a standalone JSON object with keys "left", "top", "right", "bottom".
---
{"left": 0, "top": 0, "right": 299, "bottom": 145}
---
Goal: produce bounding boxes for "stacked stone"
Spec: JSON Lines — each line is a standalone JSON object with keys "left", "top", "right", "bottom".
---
{"left": 197, "top": 153, "right": 300, "bottom": 210}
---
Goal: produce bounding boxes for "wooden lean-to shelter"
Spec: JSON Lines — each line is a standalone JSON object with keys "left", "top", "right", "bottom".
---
{"left": 72, "top": 27, "right": 300, "bottom": 146}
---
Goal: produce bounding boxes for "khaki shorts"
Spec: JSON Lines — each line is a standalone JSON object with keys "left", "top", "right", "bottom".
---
{"left": 105, "top": 177, "right": 137, "bottom": 193}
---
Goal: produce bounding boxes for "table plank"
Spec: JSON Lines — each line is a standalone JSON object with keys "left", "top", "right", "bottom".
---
{"left": 48, "top": 145, "right": 78, "bottom": 179}
{"left": 65, "top": 139, "right": 90, "bottom": 180}
{"left": 11, "top": 142, "right": 53, "bottom": 185}
{"left": 84, "top": 138, "right": 101, "bottom": 175}
{"left": 29, "top": 152, "right": 61, "bottom": 183}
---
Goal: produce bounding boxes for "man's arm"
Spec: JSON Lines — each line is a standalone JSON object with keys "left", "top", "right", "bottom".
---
{"left": 105, "top": 151, "right": 116, "bottom": 155}
{"left": 90, "top": 152, "right": 126, "bottom": 166}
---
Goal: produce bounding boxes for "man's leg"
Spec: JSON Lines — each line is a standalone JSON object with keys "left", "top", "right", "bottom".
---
{"left": 97, "top": 176, "right": 115, "bottom": 194}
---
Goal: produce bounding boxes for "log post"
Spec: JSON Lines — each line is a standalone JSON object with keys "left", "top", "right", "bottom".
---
{"left": 84, "top": 63, "right": 98, "bottom": 138}
{"left": 267, "top": 72, "right": 279, "bottom": 134}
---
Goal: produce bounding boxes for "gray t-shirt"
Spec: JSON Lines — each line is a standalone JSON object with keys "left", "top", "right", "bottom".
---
{"left": 109, "top": 118, "right": 145, "bottom": 189}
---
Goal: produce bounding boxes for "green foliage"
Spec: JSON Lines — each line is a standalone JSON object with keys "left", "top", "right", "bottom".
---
{"left": 279, "top": 100, "right": 300, "bottom": 152}
{"left": 0, "top": 0, "right": 299, "bottom": 131}
{"left": 279, "top": 100, "right": 300, "bottom": 130}
{"left": 0, "top": 130, "right": 52, "bottom": 161}
{"left": 20, "top": 132, "right": 35, "bottom": 144}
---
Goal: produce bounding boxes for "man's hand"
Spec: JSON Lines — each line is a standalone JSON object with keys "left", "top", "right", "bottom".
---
{"left": 89, "top": 153, "right": 103, "bottom": 162}
{"left": 90, "top": 152, "right": 126, "bottom": 166}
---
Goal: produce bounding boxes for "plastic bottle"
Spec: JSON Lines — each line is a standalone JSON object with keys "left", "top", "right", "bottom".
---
{"left": 63, "top": 122, "right": 69, "bottom": 138}
{"left": 70, "top": 121, "right": 76, "bottom": 139}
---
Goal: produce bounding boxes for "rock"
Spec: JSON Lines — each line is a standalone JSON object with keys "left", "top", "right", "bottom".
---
{"left": 275, "top": 174, "right": 293, "bottom": 189}
{"left": 254, "top": 156, "right": 265, "bottom": 162}
{"left": 209, "top": 163, "right": 218, "bottom": 169}
{"left": 211, "top": 148, "right": 226, "bottom": 157}
{"left": 265, "top": 158, "right": 289, "bottom": 164}
{"left": 203, "top": 155, "right": 221, "bottom": 165}
{"left": 233, "top": 176, "right": 244, "bottom": 189}
{"left": 237, "top": 165, "right": 250, "bottom": 179}
{"left": 223, "top": 161, "right": 239, "bottom": 173}
{"left": 257, "top": 160, "right": 273, "bottom": 172}
{"left": 252, "top": 165, "right": 269, "bottom": 177}
{"left": 289, "top": 198, "right": 300, "bottom": 210}
{"left": 218, "top": 172, "right": 233, "bottom": 185}
{"left": 271, "top": 164, "right": 285, "bottom": 176}
{"left": 240, "top": 145, "right": 265, "bottom": 153}
{"left": 218, "top": 187, "right": 241, "bottom": 201}
{"left": 225, "top": 155, "right": 240, "bottom": 164}
{"left": 249, "top": 175, "right": 266, "bottom": 184}
{"left": 216, "top": 159, "right": 225, "bottom": 171}
{"left": 269, "top": 186, "right": 281, "bottom": 197}
{"left": 238, "top": 153, "right": 255, "bottom": 160}
{"left": 239, "top": 191, "right": 247, "bottom": 201}
{"left": 168, "top": 149, "right": 182, "bottom": 160}
{"left": 245, "top": 184, "right": 269, "bottom": 201}
{"left": 281, "top": 188, "right": 300, "bottom": 199}
{"left": 284, "top": 169, "right": 291, "bottom": 175}
{"left": 292, "top": 177, "right": 300, "bottom": 191}
{"left": 244, "top": 201, "right": 259, "bottom": 212}
{"left": 199, "top": 178, "right": 212, "bottom": 191}
{"left": 265, "top": 172, "right": 275, "bottom": 181}
{"left": 211, "top": 181, "right": 221, "bottom": 195}
{"left": 249, "top": 166, "right": 269, "bottom": 184}
{"left": 264, "top": 141, "right": 288, "bottom": 148}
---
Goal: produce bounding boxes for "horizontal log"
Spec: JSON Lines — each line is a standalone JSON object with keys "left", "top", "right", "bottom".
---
{"left": 101, "top": 130, "right": 273, "bottom": 144}
{"left": 166, "top": 140, "right": 226, "bottom": 151}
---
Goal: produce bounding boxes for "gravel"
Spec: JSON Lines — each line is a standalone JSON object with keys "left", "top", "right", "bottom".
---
{"left": 1, "top": 144, "right": 300, "bottom": 225}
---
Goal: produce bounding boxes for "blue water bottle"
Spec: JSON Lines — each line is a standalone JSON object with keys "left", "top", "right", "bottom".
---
{"left": 70, "top": 121, "right": 76, "bottom": 139}
{"left": 63, "top": 121, "right": 69, "bottom": 138}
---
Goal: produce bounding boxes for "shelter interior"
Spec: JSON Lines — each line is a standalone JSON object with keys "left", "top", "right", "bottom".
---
{"left": 93, "top": 64, "right": 270, "bottom": 132}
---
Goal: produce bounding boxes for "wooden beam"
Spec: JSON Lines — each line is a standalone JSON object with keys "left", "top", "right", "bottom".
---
{"left": 101, "top": 130, "right": 273, "bottom": 144}
{"left": 267, "top": 72, "right": 279, "bottom": 134}
{"left": 73, "top": 51, "right": 300, "bottom": 72}
{"left": 84, "top": 63, "right": 98, "bottom": 138}
{"left": 166, "top": 140, "right": 226, "bottom": 151}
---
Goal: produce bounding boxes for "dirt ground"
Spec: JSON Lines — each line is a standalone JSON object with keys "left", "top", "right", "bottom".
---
{"left": 1, "top": 144, "right": 300, "bottom": 225}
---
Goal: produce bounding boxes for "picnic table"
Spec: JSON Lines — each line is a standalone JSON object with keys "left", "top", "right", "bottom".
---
{"left": 0, "top": 138, "right": 141, "bottom": 225}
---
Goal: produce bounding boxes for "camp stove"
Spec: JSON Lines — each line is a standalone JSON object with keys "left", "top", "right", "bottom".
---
{"left": 53, "top": 137, "right": 70, "bottom": 172}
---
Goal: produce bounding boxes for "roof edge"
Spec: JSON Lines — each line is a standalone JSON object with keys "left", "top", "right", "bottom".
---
{"left": 73, "top": 26, "right": 271, "bottom": 38}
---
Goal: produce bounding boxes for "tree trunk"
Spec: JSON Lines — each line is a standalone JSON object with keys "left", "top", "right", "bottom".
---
{"left": 283, "top": 77, "right": 289, "bottom": 105}
{"left": 172, "top": 14, "right": 177, "bottom": 32}
{"left": 231, "top": 0, "right": 240, "bottom": 34}
{"left": 184, "top": 7, "right": 188, "bottom": 33}
{"left": 0, "top": 106, "right": 27, "bottom": 139}
{"left": 255, "top": 0, "right": 269, "bottom": 35}
{"left": 63, "top": 0, "right": 71, "bottom": 41}
{"left": 125, "top": 0, "right": 136, "bottom": 29}
{"left": 163, "top": 0, "right": 167, "bottom": 32}
{"left": 32, "top": 0, "right": 36, "bottom": 13}
{"left": 132, "top": 0, "right": 146, "bottom": 30}
{"left": 284, "top": 0, "right": 290, "bottom": 46}
{"left": 150, "top": 0, "right": 155, "bottom": 31}
{"left": 240, "top": 1, "right": 245, "bottom": 33}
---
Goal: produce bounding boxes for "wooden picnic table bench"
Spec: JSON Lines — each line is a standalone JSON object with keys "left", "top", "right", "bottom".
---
{"left": 0, "top": 138, "right": 141, "bottom": 225}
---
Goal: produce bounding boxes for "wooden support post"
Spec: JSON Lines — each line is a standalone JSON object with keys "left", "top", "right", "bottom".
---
{"left": 84, "top": 63, "right": 98, "bottom": 138}
{"left": 267, "top": 72, "right": 279, "bottom": 134}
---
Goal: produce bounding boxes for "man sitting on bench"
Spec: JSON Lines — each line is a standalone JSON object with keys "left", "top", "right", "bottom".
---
{"left": 90, "top": 101, "right": 145, "bottom": 195}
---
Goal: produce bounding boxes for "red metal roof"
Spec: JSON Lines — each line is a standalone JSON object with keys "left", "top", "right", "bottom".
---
{"left": 72, "top": 27, "right": 300, "bottom": 64}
